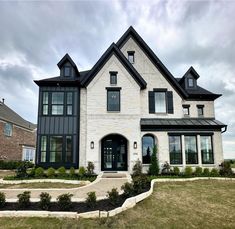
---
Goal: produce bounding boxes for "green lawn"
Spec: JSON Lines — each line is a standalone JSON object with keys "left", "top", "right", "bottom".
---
{"left": 0, "top": 180, "right": 234, "bottom": 228}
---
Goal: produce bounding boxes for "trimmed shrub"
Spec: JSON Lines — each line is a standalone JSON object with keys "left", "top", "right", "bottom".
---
{"left": 132, "top": 175, "right": 149, "bottom": 194}
{"left": 195, "top": 167, "right": 203, "bottom": 176}
{"left": 132, "top": 159, "right": 143, "bottom": 177}
{"left": 87, "top": 162, "right": 95, "bottom": 175}
{"left": 78, "top": 166, "right": 86, "bottom": 177}
{"left": 107, "top": 188, "right": 119, "bottom": 206}
{"left": 57, "top": 166, "right": 66, "bottom": 177}
{"left": 121, "top": 182, "right": 134, "bottom": 197}
{"left": 17, "top": 191, "right": 31, "bottom": 208}
{"left": 86, "top": 192, "right": 97, "bottom": 208}
{"left": 0, "top": 192, "right": 6, "bottom": 208}
{"left": 47, "top": 167, "right": 55, "bottom": 178}
{"left": 15, "top": 161, "right": 30, "bottom": 178}
{"left": 162, "top": 161, "right": 171, "bottom": 175}
{"left": 220, "top": 161, "right": 233, "bottom": 176}
{"left": 39, "top": 192, "right": 51, "bottom": 210}
{"left": 203, "top": 168, "right": 210, "bottom": 177}
{"left": 69, "top": 167, "right": 75, "bottom": 177}
{"left": 35, "top": 167, "right": 44, "bottom": 178}
{"left": 148, "top": 145, "right": 159, "bottom": 176}
{"left": 173, "top": 167, "right": 180, "bottom": 176}
{"left": 210, "top": 168, "right": 219, "bottom": 177}
{"left": 57, "top": 193, "right": 73, "bottom": 211}
{"left": 28, "top": 167, "right": 36, "bottom": 177}
{"left": 184, "top": 166, "right": 193, "bottom": 177}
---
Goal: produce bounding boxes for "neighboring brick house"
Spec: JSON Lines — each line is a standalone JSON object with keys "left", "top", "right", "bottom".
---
{"left": 34, "top": 26, "right": 227, "bottom": 173}
{"left": 0, "top": 99, "right": 37, "bottom": 162}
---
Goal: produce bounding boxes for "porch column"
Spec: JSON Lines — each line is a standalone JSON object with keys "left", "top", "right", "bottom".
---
{"left": 182, "top": 135, "right": 186, "bottom": 168}
{"left": 197, "top": 135, "right": 202, "bottom": 166}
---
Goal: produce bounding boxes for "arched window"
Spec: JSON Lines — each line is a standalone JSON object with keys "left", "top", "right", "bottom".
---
{"left": 142, "top": 135, "right": 155, "bottom": 164}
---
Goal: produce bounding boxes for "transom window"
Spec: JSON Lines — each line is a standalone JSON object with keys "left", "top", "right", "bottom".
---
{"left": 188, "top": 78, "right": 194, "bottom": 87}
{"left": 64, "top": 66, "right": 71, "bottom": 77}
{"left": 107, "top": 89, "right": 120, "bottom": 112}
{"left": 4, "top": 123, "right": 13, "bottom": 137}
{"left": 127, "top": 51, "right": 135, "bottom": 64}
{"left": 169, "top": 135, "right": 182, "bottom": 164}
{"left": 52, "top": 92, "right": 64, "bottom": 115}
{"left": 110, "top": 72, "right": 117, "bottom": 85}
{"left": 142, "top": 135, "right": 155, "bottom": 164}
{"left": 185, "top": 136, "right": 198, "bottom": 164}
{"left": 155, "top": 91, "right": 166, "bottom": 113}
{"left": 201, "top": 136, "right": 213, "bottom": 164}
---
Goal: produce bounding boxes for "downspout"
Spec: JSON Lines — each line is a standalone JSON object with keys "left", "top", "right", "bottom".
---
{"left": 221, "top": 126, "right": 227, "bottom": 133}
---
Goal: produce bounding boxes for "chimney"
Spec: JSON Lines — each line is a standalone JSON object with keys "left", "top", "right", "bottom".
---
{"left": 2, "top": 98, "right": 5, "bottom": 104}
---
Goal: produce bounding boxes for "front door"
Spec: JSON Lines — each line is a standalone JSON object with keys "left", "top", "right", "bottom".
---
{"left": 101, "top": 134, "right": 127, "bottom": 171}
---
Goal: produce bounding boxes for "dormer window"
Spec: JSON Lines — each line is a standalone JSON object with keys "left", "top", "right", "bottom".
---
{"left": 127, "top": 51, "right": 135, "bottom": 64}
{"left": 64, "top": 66, "right": 71, "bottom": 77}
{"left": 188, "top": 78, "right": 194, "bottom": 88}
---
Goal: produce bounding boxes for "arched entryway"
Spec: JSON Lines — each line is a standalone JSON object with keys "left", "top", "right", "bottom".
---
{"left": 101, "top": 134, "right": 128, "bottom": 171}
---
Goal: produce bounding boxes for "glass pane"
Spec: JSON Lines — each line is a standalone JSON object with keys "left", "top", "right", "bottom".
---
{"left": 188, "top": 78, "right": 194, "bottom": 87}
{"left": 52, "top": 105, "right": 63, "bottom": 115}
{"left": 116, "top": 140, "right": 126, "bottom": 169}
{"left": 52, "top": 92, "right": 64, "bottom": 104}
{"left": 42, "top": 92, "right": 48, "bottom": 104}
{"left": 185, "top": 136, "right": 198, "bottom": 164}
{"left": 128, "top": 54, "right": 134, "bottom": 63}
{"left": 43, "top": 105, "right": 48, "bottom": 115}
{"left": 169, "top": 136, "right": 182, "bottom": 164}
{"left": 110, "top": 74, "right": 117, "bottom": 84}
{"left": 67, "top": 105, "right": 72, "bottom": 115}
{"left": 4, "top": 123, "right": 12, "bottom": 136}
{"left": 142, "top": 135, "right": 154, "bottom": 164}
{"left": 104, "top": 139, "right": 113, "bottom": 169}
{"left": 201, "top": 136, "right": 213, "bottom": 164}
{"left": 198, "top": 108, "right": 203, "bottom": 116}
{"left": 183, "top": 107, "right": 189, "bottom": 115}
{"left": 107, "top": 91, "right": 120, "bottom": 111}
{"left": 66, "top": 136, "right": 72, "bottom": 162}
{"left": 155, "top": 92, "right": 166, "bottom": 113}
{"left": 41, "top": 151, "right": 46, "bottom": 162}
{"left": 64, "top": 67, "right": 71, "bottom": 77}
{"left": 50, "top": 136, "right": 63, "bottom": 162}
{"left": 67, "top": 92, "right": 73, "bottom": 104}
{"left": 41, "top": 136, "right": 47, "bottom": 151}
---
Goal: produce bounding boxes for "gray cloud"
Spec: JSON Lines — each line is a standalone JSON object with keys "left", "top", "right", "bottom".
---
{"left": 0, "top": 0, "right": 234, "bottom": 158}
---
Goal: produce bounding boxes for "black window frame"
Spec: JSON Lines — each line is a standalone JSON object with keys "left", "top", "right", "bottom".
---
{"left": 200, "top": 135, "right": 214, "bottom": 164}
{"left": 109, "top": 71, "right": 117, "bottom": 85}
{"left": 66, "top": 92, "right": 73, "bottom": 116}
{"left": 42, "top": 92, "right": 49, "bottom": 116}
{"left": 51, "top": 92, "right": 64, "bottom": 116}
{"left": 127, "top": 51, "right": 135, "bottom": 64}
{"left": 142, "top": 134, "right": 155, "bottom": 164}
{"left": 40, "top": 135, "right": 47, "bottom": 163}
{"left": 64, "top": 66, "right": 71, "bottom": 77}
{"left": 185, "top": 135, "right": 198, "bottom": 164}
{"left": 169, "top": 135, "right": 182, "bottom": 165}
{"left": 197, "top": 105, "right": 204, "bottom": 117}
{"left": 153, "top": 89, "right": 167, "bottom": 113}
{"left": 183, "top": 105, "right": 190, "bottom": 116}
{"left": 106, "top": 87, "right": 121, "bottom": 112}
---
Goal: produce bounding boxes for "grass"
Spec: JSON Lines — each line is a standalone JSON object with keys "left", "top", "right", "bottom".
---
{"left": 0, "top": 180, "right": 234, "bottom": 228}
{"left": 0, "top": 182, "right": 84, "bottom": 189}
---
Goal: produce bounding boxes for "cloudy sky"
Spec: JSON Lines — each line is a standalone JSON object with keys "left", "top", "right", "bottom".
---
{"left": 0, "top": 0, "right": 234, "bottom": 158}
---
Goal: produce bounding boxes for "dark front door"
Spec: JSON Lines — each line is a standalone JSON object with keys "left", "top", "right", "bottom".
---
{"left": 101, "top": 134, "right": 127, "bottom": 171}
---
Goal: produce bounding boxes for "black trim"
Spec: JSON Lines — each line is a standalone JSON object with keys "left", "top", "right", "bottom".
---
{"left": 185, "top": 135, "right": 198, "bottom": 164}
{"left": 168, "top": 135, "right": 183, "bottom": 165}
{"left": 148, "top": 91, "right": 155, "bottom": 113}
{"left": 81, "top": 43, "right": 147, "bottom": 89}
{"left": 167, "top": 91, "right": 174, "bottom": 114}
{"left": 153, "top": 88, "right": 167, "bottom": 92}
{"left": 106, "top": 87, "right": 122, "bottom": 90}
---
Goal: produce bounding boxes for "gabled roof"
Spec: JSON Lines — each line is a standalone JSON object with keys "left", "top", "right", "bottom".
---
{"left": 81, "top": 43, "right": 147, "bottom": 89}
{"left": 0, "top": 101, "right": 36, "bottom": 130}
{"left": 179, "top": 66, "right": 200, "bottom": 85}
{"left": 57, "top": 53, "right": 80, "bottom": 76}
{"left": 116, "top": 26, "right": 188, "bottom": 98}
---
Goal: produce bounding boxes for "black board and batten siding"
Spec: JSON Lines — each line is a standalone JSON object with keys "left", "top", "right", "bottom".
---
{"left": 36, "top": 86, "right": 79, "bottom": 169}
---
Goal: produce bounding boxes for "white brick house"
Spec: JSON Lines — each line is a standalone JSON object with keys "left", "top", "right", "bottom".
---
{"left": 35, "top": 26, "right": 226, "bottom": 173}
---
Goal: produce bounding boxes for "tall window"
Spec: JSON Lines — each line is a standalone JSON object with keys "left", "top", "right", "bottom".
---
{"left": 42, "top": 92, "right": 49, "bottom": 115}
{"left": 201, "top": 136, "right": 213, "bottom": 164}
{"left": 107, "top": 90, "right": 120, "bottom": 111}
{"left": 128, "top": 51, "right": 135, "bottom": 64}
{"left": 188, "top": 78, "right": 194, "bottom": 87}
{"left": 4, "top": 123, "right": 13, "bottom": 137}
{"left": 66, "top": 92, "right": 73, "bottom": 115}
{"left": 155, "top": 92, "right": 166, "bottom": 113}
{"left": 110, "top": 72, "right": 117, "bottom": 85}
{"left": 66, "top": 136, "right": 72, "bottom": 162}
{"left": 169, "top": 136, "right": 182, "bottom": 164}
{"left": 185, "top": 136, "right": 198, "bottom": 164}
{"left": 51, "top": 92, "right": 64, "bottom": 115}
{"left": 40, "top": 136, "right": 47, "bottom": 162}
{"left": 64, "top": 66, "right": 71, "bottom": 77}
{"left": 50, "top": 136, "right": 63, "bottom": 162}
{"left": 142, "top": 135, "right": 155, "bottom": 164}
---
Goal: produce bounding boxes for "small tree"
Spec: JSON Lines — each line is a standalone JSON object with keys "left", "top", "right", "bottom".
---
{"left": 39, "top": 192, "right": 51, "bottom": 210}
{"left": 86, "top": 192, "right": 97, "bottom": 208}
{"left": 78, "top": 166, "right": 86, "bottom": 177}
{"left": 17, "top": 191, "right": 31, "bottom": 208}
{"left": 15, "top": 162, "right": 29, "bottom": 178}
{"left": 148, "top": 145, "right": 159, "bottom": 176}
{"left": 0, "top": 192, "right": 6, "bottom": 208}
{"left": 107, "top": 188, "right": 119, "bottom": 206}
{"left": 87, "top": 162, "right": 95, "bottom": 175}
{"left": 69, "top": 167, "right": 75, "bottom": 177}
{"left": 57, "top": 193, "right": 73, "bottom": 211}
{"left": 132, "top": 159, "right": 142, "bottom": 177}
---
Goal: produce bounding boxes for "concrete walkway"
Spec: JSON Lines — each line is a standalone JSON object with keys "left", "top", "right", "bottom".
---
{"left": 1, "top": 173, "right": 131, "bottom": 202}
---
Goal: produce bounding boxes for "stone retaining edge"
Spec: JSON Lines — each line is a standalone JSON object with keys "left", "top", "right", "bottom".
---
{"left": 0, "top": 177, "right": 234, "bottom": 218}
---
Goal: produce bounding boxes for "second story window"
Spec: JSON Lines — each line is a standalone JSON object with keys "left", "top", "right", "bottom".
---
{"left": 110, "top": 72, "right": 117, "bottom": 85}
{"left": 197, "top": 105, "right": 204, "bottom": 117}
{"left": 4, "top": 123, "right": 13, "bottom": 137}
{"left": 66, "top": 92, "right": 73, "bottom": 115}
{"left": 51, "top": 92, "right": 64, "bottom": 115}
{"left": 154, "top": 91, "right": 166, "bottom": 113}
{"left": 42, "top": 92, "right": 49, "bottom": 115}
{"left": 64, "top": 66, "right": 71, "bottom": 77}
{"left": 107, "top": 88, "right": 121, "bottom": 112}
{"left": 127, "top": 51, "right": 135, "bottom": 64}
{"left": 183, "top": 105, "right": 190, "bottom": 116}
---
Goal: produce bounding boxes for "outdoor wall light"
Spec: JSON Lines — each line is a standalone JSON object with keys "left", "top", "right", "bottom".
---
{"left": 90, "top": 141, "right": 94, "bottom": 149}
{"left": 134, "top": 141, "right": 137, "bottom": 149}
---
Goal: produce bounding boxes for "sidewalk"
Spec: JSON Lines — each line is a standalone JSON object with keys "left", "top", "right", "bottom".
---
{"left": 0, "top": 173, "right": 131, "bottom": 202}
